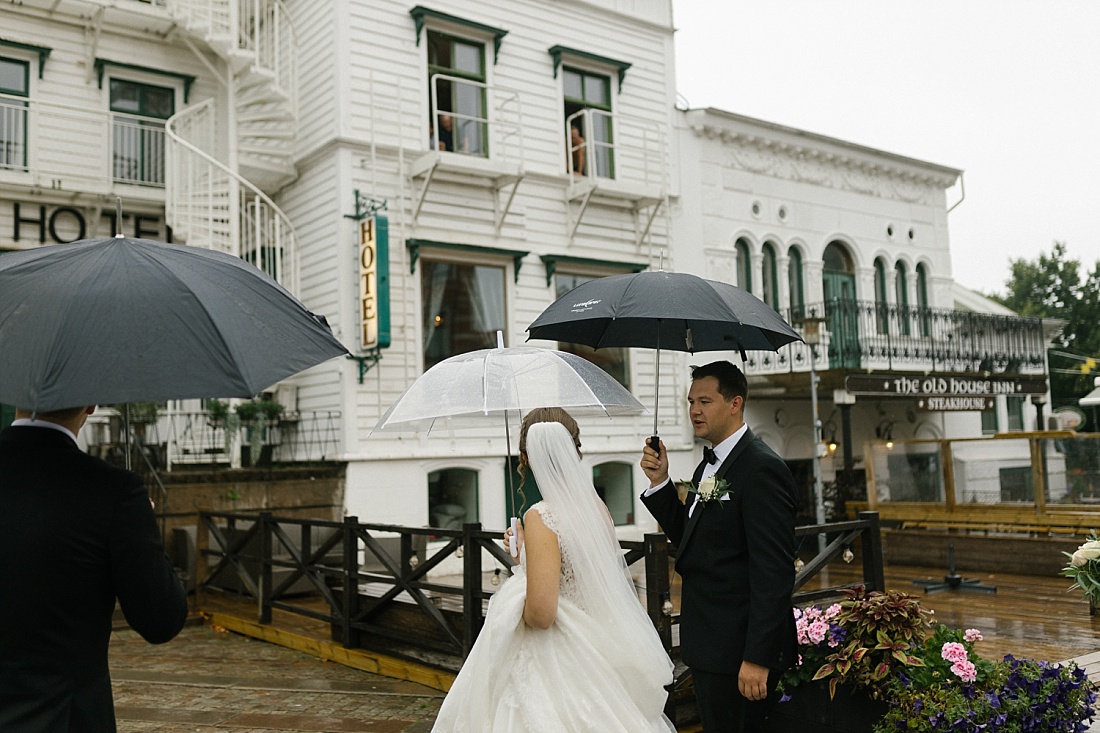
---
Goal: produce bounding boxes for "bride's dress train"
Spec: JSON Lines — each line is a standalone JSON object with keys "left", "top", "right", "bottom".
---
{"left": 432, "top": 503, "right": 675, "bottom": 732}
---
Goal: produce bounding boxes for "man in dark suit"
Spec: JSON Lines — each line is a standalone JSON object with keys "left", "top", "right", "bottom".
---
{"left": 641, "top": 361, "right": 797, "bottom": 732}
{"left": 0, "top": 405, "right": 188, "bottom": 732}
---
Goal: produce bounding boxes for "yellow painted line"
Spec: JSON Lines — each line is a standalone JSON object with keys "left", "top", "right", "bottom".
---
{"left": 202, "top": 610, "right": 456, "bottom": 693}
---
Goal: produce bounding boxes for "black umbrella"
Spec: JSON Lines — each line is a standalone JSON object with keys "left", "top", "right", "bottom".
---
{"left": 0, "top": 235, "right": 349, "bottom": 413}
{"left": 526, "top": 269, "right": 803, "bottom": 445}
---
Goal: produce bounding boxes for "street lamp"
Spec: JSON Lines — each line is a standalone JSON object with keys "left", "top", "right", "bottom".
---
{"left": 798, "top": 315, "right": 828, "bottom": 553}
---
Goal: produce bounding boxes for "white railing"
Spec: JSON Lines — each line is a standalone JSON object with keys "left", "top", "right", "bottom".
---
{"left": 166, "top": 98, "right": 299, "bottom": 292}
{"left": 0, "top": 97, "right": 28, "bottom": 171}
{"left": 566, "top": 107, "right": 665, "bottom": 189}
{"left": 168, "top": 0, "right": 297, "bottom": 104}
{"left": 112, "top": 113, "right": 167, "bottom": 187}
{"left": 428, "top": 73, "right": 523, "bottom": 165}
{"left": 0, "top": 91, "right": 146, "bottom": 190}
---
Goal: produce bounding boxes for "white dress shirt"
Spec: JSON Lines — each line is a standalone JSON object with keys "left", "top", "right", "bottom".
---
{"left": 645, "top": 423, "right": 749, "bottom": 517}
{"left": 11, "top": 417, "right": 79, "bottom": 445}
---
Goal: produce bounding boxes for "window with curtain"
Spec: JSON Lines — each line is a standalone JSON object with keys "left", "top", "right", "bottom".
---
{"left": 428, "top": 467, "right": 479, "bottom": 529}
{"left": 0, "top": 57, "right": 29, "bottom": 170}
{"left": 427, "top": 30, "right": 487, "bottom": 156}
{"left": 873, "top": 258, "right": 889, "bottom": 335}
{"left": 788, "top": 246, "right": 804, "bottom": 319}
{"left": 895, "top": 261, "right": 910, "bottom": 335}
{"left": 916, "top": 263, "right": 931, "bottom": 337}
{"left": 735, "top": 238, "right": 752, "bottom": 291}
{"left": 555, "top": 272, "right": 629, "bottom": 387}
{"left": 421, "top": 260, "right": 505, "bottom": 370}
{"left": 110, "top": 78, "right": 174, "bottom": 185}
{"left": 761, "top": 242, "right": 778, "bottom": 310}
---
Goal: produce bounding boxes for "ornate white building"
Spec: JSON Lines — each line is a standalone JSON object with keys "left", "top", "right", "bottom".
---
{"left": 0, "top": 0, "right": 1058, "bottom": 532}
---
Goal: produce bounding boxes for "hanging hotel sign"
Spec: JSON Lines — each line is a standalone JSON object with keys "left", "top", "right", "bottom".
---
{"left": 358, "top": 215, "right": 391, "bottom": 350}
{"left": 845, "top": 373, "right": 1048, "bottom": 400}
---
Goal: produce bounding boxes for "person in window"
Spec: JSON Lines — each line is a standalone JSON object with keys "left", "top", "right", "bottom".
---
{"left": 569, "top": 121, "right": 586, "bottom": 176}
{"left": 436, "top": 113, "right": 455, "bottom": 151}
{"left": 432, "top": 408, "right": 675, "bottom": 732}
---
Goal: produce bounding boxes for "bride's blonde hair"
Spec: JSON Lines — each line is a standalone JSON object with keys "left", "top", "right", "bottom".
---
{"left": 516, "top": 407, "right": 581, "bottom": 514}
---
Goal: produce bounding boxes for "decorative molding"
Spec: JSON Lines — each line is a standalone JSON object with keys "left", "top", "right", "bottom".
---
{"left": 690, "top": 120, "right": 955, "bottom": 205}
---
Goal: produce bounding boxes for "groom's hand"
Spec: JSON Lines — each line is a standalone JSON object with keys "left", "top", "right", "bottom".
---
{"left": 640, "top": 438, "right": 669, "bottom": 487}
{"left": 738, "top": 660, "right": 770, "bottom": 701}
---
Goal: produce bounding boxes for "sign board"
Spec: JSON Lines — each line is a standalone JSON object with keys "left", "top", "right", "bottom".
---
{"left": 1052, "top": 406, "right": 1086, "bottom": 431}
{"left": 845, "top": 373, "right": 1048, "bottom": 398}
{"left": 358, "top": 215, "right": 390, "bottom": 350}
{"left": 915, "top": 395, "right": 995, "bottom": 412}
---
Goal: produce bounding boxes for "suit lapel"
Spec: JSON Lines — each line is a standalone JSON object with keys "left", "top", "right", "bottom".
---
{"left": 677, "top": 428, "right": 755, "bottom": 555}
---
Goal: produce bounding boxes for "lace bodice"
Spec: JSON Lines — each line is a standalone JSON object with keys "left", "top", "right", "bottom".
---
{"left": 524, "top": 502, "right": 583, "bottom": 606}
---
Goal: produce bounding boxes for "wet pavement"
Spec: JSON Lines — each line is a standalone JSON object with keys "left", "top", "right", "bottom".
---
{"left": 110, "top": 621, "right": 443, "bottom": 732}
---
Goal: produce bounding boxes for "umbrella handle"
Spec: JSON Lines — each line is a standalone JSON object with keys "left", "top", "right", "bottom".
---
{"left": 647, "top": 436, "right": 660, "bottom": 453}
{"left": 509, "top": 516, "right": 520, "bottom": 558}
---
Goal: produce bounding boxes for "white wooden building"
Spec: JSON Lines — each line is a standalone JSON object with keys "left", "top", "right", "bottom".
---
{"left": 0, "top": 0, "right": 1061, "bottom": 534}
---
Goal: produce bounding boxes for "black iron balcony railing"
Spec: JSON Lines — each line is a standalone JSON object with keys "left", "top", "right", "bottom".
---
{"left": 746, "top": 300, "right": 1049, "bottom": 375}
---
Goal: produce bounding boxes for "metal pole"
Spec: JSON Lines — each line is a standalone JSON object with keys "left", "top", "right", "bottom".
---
{"left": 810, "top": 358, "right": 826, "bottom": 553}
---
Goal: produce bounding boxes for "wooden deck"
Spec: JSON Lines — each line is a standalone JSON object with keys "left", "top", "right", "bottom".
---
{"left": 197, "top": 558, "right": 1100, "bottom": 690}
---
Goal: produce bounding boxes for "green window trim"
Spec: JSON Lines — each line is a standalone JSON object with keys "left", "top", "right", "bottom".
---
{"left": 407, "top": 239, "right": 528, "bottom": 283}
{"left": 788, "top": 247, "right": 805, "bottom": 309}
{"left": 95, "top": 59, "right": 195, "bottom": 103}
{"left": 0, "top": 39, "right": 50, "bottom": 78}
{"left": 410, "top": 6, "right": 508, "bottom": 64}
{"left": 539, "top": 254, "right": 646, "bottom": 286}
{"left": 548, "top": 45, "right": 631, "bottom": 93}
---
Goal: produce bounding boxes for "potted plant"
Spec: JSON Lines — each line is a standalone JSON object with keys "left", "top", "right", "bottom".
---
{"left": 771, "top": 587, "right": 929, "bottom": 732}
{"left": 1063, "top": 532, "right": 1100, "bottom": 615}
{"left": 234, "top": 397, "right": 284, "bottom": 466}
{"left": 772, "top": 587, "right": 1097, "bottom": 733}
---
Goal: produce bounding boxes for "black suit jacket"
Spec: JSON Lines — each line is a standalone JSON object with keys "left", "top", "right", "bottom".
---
{"left": 0, "top": 425, "right": 188, "bottom": 732}
{"left": 642, "top": 428, "right": 797, "bottom": 675}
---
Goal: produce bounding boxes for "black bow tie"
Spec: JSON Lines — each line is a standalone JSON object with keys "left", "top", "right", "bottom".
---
{"left": 703, "top": 446, "right": 718, "bottom": 465}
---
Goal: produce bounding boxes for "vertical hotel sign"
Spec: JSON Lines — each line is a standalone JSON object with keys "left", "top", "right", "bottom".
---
{"left": 358, "top": 215, "right": 390, "bottom": 349}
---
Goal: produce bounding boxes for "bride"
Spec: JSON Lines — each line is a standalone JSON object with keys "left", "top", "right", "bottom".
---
{"left": 431, "top": 408, "right": 676, "bottom": 732}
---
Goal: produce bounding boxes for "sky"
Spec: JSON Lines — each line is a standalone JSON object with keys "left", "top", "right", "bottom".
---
{"left": 671, "top": 0, "right": 1100, "bottom": 296}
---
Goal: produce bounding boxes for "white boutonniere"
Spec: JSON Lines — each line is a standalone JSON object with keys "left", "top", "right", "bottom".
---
{"left": 675, "top": 475, "right": 732, "bottom": 507}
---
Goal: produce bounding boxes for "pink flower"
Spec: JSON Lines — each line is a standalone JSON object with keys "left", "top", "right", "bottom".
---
{"left": 950, "top": 659, "right": 977, "bottom": 683}
{"left": 941, "top": 642, "right": 968, "bottom": 665}
{"left": 964, "top": 628, "right": 983, "bottom": 642}
{"left": 823, "top": 603, "right": 842, "bottom": 620}
{"left": 807, "top": 620, "right": 828, "bottom": 645}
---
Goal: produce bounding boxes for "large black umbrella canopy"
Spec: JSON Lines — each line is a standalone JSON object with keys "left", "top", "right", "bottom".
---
{"left": 527, "top": 270, "right": 803, "bottom": 442}
{"left": 527, "top": 270, "right": 802, "bottom": 356}
{"left": 0, "top": 235, "right": 349, "bottom": 412}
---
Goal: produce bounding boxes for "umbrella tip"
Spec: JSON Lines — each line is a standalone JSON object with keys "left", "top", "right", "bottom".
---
{"left": 114, "top": 198, "right": 124, "bottom": 237}
{"left": 496, "top": 330, "right": 505, "bottom": 349}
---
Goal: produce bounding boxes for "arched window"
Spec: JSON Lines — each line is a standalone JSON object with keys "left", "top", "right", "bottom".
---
{"left": 787, "top": 246, "right": 804, "bottom": 318}
{"left": 873, "top": 258, "right": 889, "bottom": 335}
{"left": 593, "top": 461, "right": 634, "bottom": 525}
{"left": 916, "top": 263, "right": 930, "bottom": 336}
{"left": 734, "top": 238, "right": 752, "bottom": 291}
{"left": 761, "top": 242, "right": 778, "bottom": 309}
{"left": 895, "top": 261, "right": 910, "bottom": 335}
{"left": 428, "top": 467, "right": 479, "bottom": 529}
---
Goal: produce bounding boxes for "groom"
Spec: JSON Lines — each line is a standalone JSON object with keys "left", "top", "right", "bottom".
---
{"left": 640, "top": 360, "right": 797, "bottom": 732}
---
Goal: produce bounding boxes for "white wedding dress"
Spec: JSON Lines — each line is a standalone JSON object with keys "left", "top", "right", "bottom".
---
{"left": 431, "top": 423, "right": 675, "bottom": 733}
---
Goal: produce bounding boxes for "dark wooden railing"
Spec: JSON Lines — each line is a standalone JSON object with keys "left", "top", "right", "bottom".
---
{"left": 195, "top": 510, "right": 883, "bottom": 712}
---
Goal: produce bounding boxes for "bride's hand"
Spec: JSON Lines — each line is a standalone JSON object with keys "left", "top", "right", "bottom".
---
{"left": 503, "top": 524, "right": 524, "bottom": 564}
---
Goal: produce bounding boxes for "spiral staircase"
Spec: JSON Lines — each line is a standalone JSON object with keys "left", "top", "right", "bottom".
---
{"left": 163, "top": 0, "right": 300, "bottom": 293}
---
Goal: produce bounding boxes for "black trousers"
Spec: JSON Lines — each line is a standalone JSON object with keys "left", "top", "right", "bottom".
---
{"left": 692, "top": 666, "right": 782, "bottom": 733}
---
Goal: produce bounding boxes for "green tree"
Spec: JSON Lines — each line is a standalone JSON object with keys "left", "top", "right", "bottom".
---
{"left": 993, "top": 242, "right": 1100, "bottom": 418}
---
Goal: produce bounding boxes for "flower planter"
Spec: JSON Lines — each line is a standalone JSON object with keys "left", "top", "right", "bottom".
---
{"left": 766, "top": 681, "right": 888, "bottom": 733}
